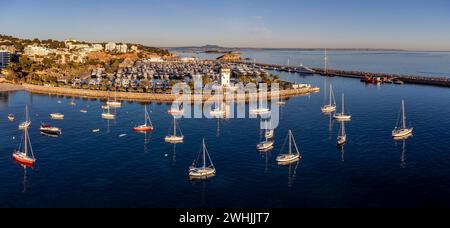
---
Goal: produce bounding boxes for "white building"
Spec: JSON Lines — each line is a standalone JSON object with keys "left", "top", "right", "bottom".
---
{"left": 118, "top": 44, "right": 128, "bottom": 53}
{"left": 180, "top": 57, "right": 197, "bottom": 62}
{"left": 220, "top": 68, "right": 231, "bottom": 87}
{"left": 105, "top": 42, "right": 117, "bottom": 52}
{"left": 146, "top": 57, "right": 164, "bottom": 62}
{"left": 131, "top": 45, "right": 139, "bottom": 52}
{"left": 24, "top": 45, "right": 52, "bottom": 56}
{"left": 92, "top": 44, "right": 104, "bottom": 51}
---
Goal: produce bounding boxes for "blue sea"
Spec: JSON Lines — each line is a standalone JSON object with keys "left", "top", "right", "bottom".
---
{"left": 1, "top": 51, "right": 450, "bottom": 208}
{"left": 177, "top": 49, "right": 450, "bottom": 78}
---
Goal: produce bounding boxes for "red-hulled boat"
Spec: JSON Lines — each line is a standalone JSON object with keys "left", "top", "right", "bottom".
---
{"left": 133, "top": 106, "right": 154, "bottom": 132}
{"left": 13, "top": 126, "right": 36, "bottom": 167}
{"left": 40, "top": 124, "right": 62, "bottom": 136}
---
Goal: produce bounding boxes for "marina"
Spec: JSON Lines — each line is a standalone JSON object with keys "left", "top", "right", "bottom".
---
{"left": 1, "top": 69, "right": 448, "bottom": 208}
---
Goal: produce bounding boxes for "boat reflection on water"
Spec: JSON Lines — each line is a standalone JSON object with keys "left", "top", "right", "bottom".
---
{"left": 22, "top": 166, "right": 29, "bottom": 193}
{"left": 339, "top": 145, "right": 345, "bottom": 162}
{"left": 287, "top": 161, "right": 300, "bottom": 188}
{"left": 395, "top": 135, "right": 412, "bottom": 169}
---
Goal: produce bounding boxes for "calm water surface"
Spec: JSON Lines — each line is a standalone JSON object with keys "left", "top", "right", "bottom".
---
{"left": 0, "top": 74, "right": 450, "bottom": 208}
{"left": 176, "top": 50, "right": 450, "bottom": 77}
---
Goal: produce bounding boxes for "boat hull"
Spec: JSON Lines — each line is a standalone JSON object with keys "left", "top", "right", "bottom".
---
{"left": 337, "top": 136, "right": 347, "bottom": 146}
{"left": 333, "top": 114, "right": 352, "bottom": 121}
{"left": 189, "top": 168, "right": 216, "bottom": 179}
{"left": 102, "top": 114, "right": 115, "bottom": 120}
{"left": 18, "top": 121, "right": 31, "bottom": 130}
{"left": 392, "top": 128, "right": 413, "bottom": 138}
{"left": 257, "top": 141, "right": 274, "bottom": 151}
{"left": 165, "top": 136, "right": 184, "bottom": 144}
{"left": 168, "top": 110, "right": 184, "bottom": 116}
{"left": 276, "top": 154, "right": 300, "bottom": 164}
{"left": 13, "top": 152, "right": 35, "bottom": 167}
{"left": 321, "top": 105, "right": 336, "bottom": 113}
{"left": 133, "top": 125, "right": 154, "bottom": 132}
{"left": 107, "top": 102, "right": 121, "bottom": 108}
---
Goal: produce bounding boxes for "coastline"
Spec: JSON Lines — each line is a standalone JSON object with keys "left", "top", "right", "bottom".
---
{"left": 22, "top": 83, "right": 320, "bottom": 103}
{"left": 0, "top": 83, "right": 25, "bottom": 92}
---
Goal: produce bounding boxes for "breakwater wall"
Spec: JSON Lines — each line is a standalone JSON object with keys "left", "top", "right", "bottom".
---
{"left": 23, "top": 84, "right": 320, "bottom": 103}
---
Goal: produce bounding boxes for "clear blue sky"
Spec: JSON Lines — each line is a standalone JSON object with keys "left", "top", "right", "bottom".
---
{"left": 1, "top": 0, "right": 450, "bottom": 50}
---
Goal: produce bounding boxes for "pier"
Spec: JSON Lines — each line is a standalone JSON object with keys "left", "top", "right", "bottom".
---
{"left": 238, "top": 61, "right": 450, "bottom": 88}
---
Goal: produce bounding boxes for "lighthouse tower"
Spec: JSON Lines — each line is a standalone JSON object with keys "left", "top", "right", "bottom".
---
{"left": 220, "top": 67, "right": 231, "bottom": 87}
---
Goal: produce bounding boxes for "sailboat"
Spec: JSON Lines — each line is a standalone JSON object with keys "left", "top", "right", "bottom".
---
{"left": 210, "top": 102, "right": 226, "bottom": 117}
{"left": 165, "top": 117, "right": 184, "bottom": 143}
{"left": 50, "top": 113, "right": 65, "bottom": 120}
{"left": 257, "top": 131, "right": 275, "bottom": 152}
{"left": 101, "top": 106, "right": 115, "bottom": 120}
{"left": 333, "top": 94, "right": 352, "bottom": 121}
{"left": 264, "top": 121, "right": 275, "bottom": 139}
{"left": 69, "top": 98, "right": 76, "bottom": 106}
{"left": 392, "top": 100, "right": 413, "bottom": 138}
{"left": 13, "top": 126, "right": 36, "bottom": 167}
{"left": 337, "top": 121, "right": 347, "bottom": 146}
{"left": 8, "top": 114, "right": 15, "bottom": 122}
{"left": 168, "top": 104, "right": 185, "bottom": 116}
{"left": 276, "top": 130, "right": 301, "bottom": 164}
{"left": 133, "top": 106, "right": 154, "bottom": 132}
{"left": 321, "top": 83, "right": 336, "bottom": 113}
{"left": 189, "top": 139, "right": 216, "bottom": 179}
{"left": 19, "top": 105, "right": 31, "bottom": 130}
{"left": 107, "top": 92, "right": 121, "bottom": 108}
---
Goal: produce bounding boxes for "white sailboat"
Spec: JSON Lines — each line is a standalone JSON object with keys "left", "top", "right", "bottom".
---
{"left": 392, "top": 100, "right": 413, "bottom": 138}
{"left": 333, "top": 94, "right": 352, "bottom": 121}
{"left": 276, "top": 130, "right": 301, "bottom": 164}
{"left": 337, "top": 121, "right": 347, "bottom": 146}
{"left": 321, "top": 83, "right": 336, "bottom": 113}
{"left": 250, "top": 108, "right": 270, "bottom": 115}
{"left": 257, "top": 131, "right": 275, "bottom": 151}
{"left": 107, "top": 92, "right": 121, "bottom": 108}
{"left": 165, "top": 117, "right": 184, "bottom": 143}
{"left": 69, "top": 98, "right": 76, "bottom": 106}
{"left": 210, "top": 102, "right": 226, "bottom": 117}
{"left": 50, "top": 113, "right": 65, "bottom": 120}
{"left": 18, "top": 105, "right": 31, "bottom": 130}
{"left": 101, "top": 106, "right": 115, "bottom": 120}
{"left": 189, "top": 139, "right": 216, "bottom": 179}
{"left": 13, "top": 126, "right": 36, "bottom": 167}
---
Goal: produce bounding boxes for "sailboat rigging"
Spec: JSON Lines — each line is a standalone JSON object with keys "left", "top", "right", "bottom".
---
{"left": 276, "top": 130, "right": 301, "bottom": 165}
{"left": 134, "top": 106, "right": 154, "bottom": 132}
{"left": 13, "top": 126, "right": 36, "bottom": 167}
{"left": 321, "top": 83, "right": 336, "bottom": 113}
{"left": 165, "top": 117, "right": 184, "bottom": 143}
{"left": 189, "top": 139, "right": 216, "bottom": 179}
{"left": 392, "top": 100, "right": 413, "bottom": 138}
{"left": 333, "top": 94, "right": 352, "bottom": 121}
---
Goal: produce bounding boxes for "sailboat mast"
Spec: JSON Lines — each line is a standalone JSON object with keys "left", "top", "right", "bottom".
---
{"left": 203, "top": 139, "right": 206, "bottom": 169}
{"left": 173, "top": 118, "right": 177, "bottom": 136}
{"left": 24, "top": 128, "right": 28, "bottom": 156}
{"left": 329, "top": 84, "right": 332, "bottom": 106}
{"left": 25, "top": 105, "right": 29, "bottom": 122}
{"left": 144, "top": 106, "right": 147, "bottom": 125}
{"left": 342, "top": 94, "right": 345, "bottom": 114}
{"left": 289, "top": 130, "right": 292, "bottom": 155}
{"left": 402, "top": 100, "right": 406, "bottom": 129}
